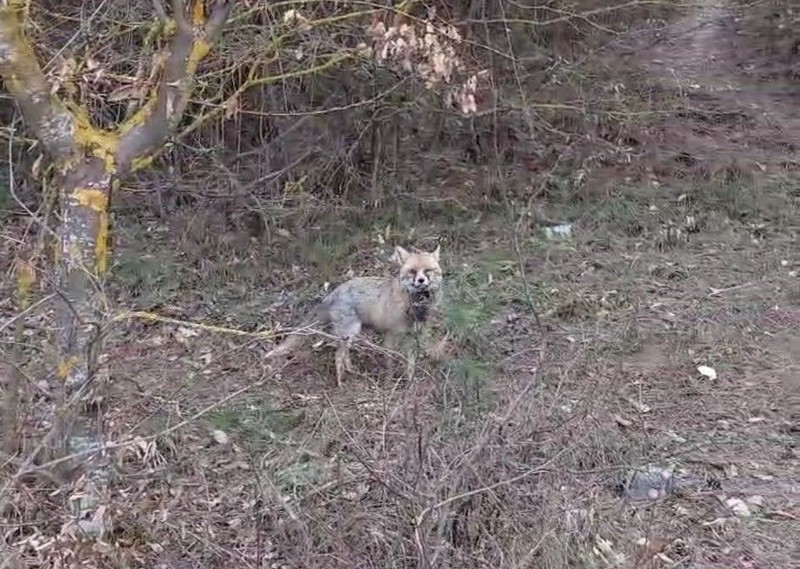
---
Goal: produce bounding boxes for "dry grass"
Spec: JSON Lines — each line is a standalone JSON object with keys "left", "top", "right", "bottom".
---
{"left": 2, "top": 1, "right": 800, "bottom": 568}
{"left": 3, "top": 173, "right": 799, "bottom": 567}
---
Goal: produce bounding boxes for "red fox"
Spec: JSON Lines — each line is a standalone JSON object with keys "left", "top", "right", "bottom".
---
{"left": 265, "top": 245, "right": 444, "bottom": 386}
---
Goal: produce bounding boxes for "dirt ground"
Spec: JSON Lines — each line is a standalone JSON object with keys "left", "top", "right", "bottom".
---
{"left": 2, "top": 1, "right": 799, "bottom": 568}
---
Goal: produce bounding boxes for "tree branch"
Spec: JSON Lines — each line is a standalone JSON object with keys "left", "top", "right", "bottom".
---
{"left": 116, "top": 0, "right": 232, "bottom": 172}
{"left": 152, "top": 0, "right": 168, "bottom": 22}
{"left": 205, "top": 1, "right": 233, "bottom": 40}
{"left": 0, "top": 6, "right": 76, "bottom": 159}
{"left": 172, "top": 0, "right": 190, "bottom": 33}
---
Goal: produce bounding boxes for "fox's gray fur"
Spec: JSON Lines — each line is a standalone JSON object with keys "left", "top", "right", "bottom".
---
{"left": 265, "top": 245, "right": 443, "bottom": 385}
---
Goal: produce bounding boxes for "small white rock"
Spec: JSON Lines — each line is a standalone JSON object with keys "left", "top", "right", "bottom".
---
{"left": 212, "top": 430, "right": 230, "bottom": 445}
{"left": 725, "top": 497, "right": 751, "bottom": 517}
{"left": 697, "top": 365, "right": 717, "bottom": 380}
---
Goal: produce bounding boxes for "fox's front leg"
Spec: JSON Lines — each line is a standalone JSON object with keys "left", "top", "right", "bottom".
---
{"left": 383, "top": 332, "right": 401, "bottom": 374}
{"left": 334, "top": 338, "right": 352, "bottom": 387}
{"left": 331, "top": 316, "right": 360, "bottom": 387}
{"left": 405, "top": 324, "right": 447, "bottom": 379}
{"left": 420, "top": 321, "right": 450, "bottom": 365}
{"left": 404, "top": 325, "right": 425, "bottom": 381}
{"left": 383, "top": 332, "right": 416, "bottom": 379}
{"left": 405, "top": 349, "right": 417, "bottom": 381}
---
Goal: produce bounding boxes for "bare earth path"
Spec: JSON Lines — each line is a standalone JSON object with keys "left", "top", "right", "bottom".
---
{"left": 602, "top": 3, "right": 800, "bottom": 566}
{"left": 636, "top": 0, "right": 800, "bottom": 177}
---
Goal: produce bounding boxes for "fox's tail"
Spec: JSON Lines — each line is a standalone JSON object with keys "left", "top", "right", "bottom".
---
{"left": 264, "top": 306, "right": 326, "bottom": 362}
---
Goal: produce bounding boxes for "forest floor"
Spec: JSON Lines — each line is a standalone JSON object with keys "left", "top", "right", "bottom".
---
{"left": 2, "top": 1, "right": 799, "bottom": 568}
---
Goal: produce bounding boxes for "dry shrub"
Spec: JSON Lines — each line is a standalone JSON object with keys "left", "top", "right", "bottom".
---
{"left": 3, "top": 0, "right": 689, "bottom": 218}
{"left": 6, "top": 337, "right": 666, "bottom": 569}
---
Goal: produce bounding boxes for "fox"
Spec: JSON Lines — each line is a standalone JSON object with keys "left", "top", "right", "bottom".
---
{"left": 265, "top": 244, "right": 444, "bottom": 386}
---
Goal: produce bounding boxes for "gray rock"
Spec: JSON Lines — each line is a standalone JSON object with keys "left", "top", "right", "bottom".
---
{"left": 621, "top": 464, "right": 680, "bottom": 502}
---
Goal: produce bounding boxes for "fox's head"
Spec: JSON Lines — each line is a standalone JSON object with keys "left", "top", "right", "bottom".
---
{"left": 393, "top": 244, "right": 443, "bottom": 296}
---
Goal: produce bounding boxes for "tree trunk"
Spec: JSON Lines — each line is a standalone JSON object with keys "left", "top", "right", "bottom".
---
{"left": 0, "top": 0, "right": 233, "bottom": 538}
{"left": 53, "top": 156, "right": 114, "bottom": 535}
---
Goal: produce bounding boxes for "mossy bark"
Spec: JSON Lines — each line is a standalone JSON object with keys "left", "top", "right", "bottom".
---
{"left": 0, "top": 0, "right": 232, "bottom": 537}
{"left": 51, "top": 159, "right": 113, "bottom": 535}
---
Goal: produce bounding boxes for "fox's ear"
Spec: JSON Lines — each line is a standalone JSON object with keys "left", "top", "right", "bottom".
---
{"left": 393, "top": 245, "right": 411, "bottom": 265}
{"left": 431, "top": 244, "right": 440, "bottom": 261}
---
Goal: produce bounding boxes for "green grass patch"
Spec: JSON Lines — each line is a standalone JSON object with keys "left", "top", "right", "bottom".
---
{"left": 206, "top": 400, "right": 306, "bottom": 453}
{"left": 112, "top": 249, "right": 187, "bottom": 308}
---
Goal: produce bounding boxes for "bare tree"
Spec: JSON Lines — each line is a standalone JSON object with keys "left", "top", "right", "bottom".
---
{"left": 0, "top": 0, "right": 232, "bottom": 536}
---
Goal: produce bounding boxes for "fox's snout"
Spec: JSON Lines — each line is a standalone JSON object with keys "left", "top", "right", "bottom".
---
{"left": 413, "top": 270, "right": 430, "bottom": 288}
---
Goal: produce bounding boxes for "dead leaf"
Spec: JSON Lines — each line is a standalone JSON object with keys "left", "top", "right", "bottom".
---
{"left": 745, "top": 495, "right": 764, "bottom": 508}
{"left": 175, "top": 326, "right": 200, "bottom": 345}
{"left": 223, "top": 94, "right": 239, "bottom": 120}
{"left": 725, "top": 497, "right": 751, "bottom": 517}
{"left": 108, "top": 84, "right": 144, "bottom": 102}
{"left": 613, "top": 414, "right": 633, "bottom": 427}
{"left": 697, "top": 365, "right": 717, "bottom": 380}
{"left": 31, "top": 153, "right": 44, "bottom": 180}
{"left": 627, "top": 398, "right": 651, "bottom": 413}
{"left": 212, "top": 430, "right": 229, "bottom": 445}
{"left": 702, "top": 516, "right": 734, "bottom": 527}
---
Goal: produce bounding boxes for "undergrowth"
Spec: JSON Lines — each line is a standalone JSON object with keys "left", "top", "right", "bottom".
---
{"left": 3, "top": 2, "right": 800, "bottom": 568}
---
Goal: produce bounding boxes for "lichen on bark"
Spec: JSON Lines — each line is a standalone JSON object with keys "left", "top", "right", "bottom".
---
{"left": 0, "top": 0, "right": 233, "bottom": 539}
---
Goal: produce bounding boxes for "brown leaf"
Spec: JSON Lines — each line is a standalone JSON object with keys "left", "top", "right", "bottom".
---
{"left": 223, "top": 94, "right": 239, "bottom": 120}
{"left": 108, "top": 84, "right": 144, "bottom": 102}
{"left": 613, "top": 414, "right": 633, "bottom": 427}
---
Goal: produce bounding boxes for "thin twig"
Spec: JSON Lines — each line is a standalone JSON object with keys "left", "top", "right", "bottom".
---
{"left": 0, "top": 293, "right": 56, "bottom": 334}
